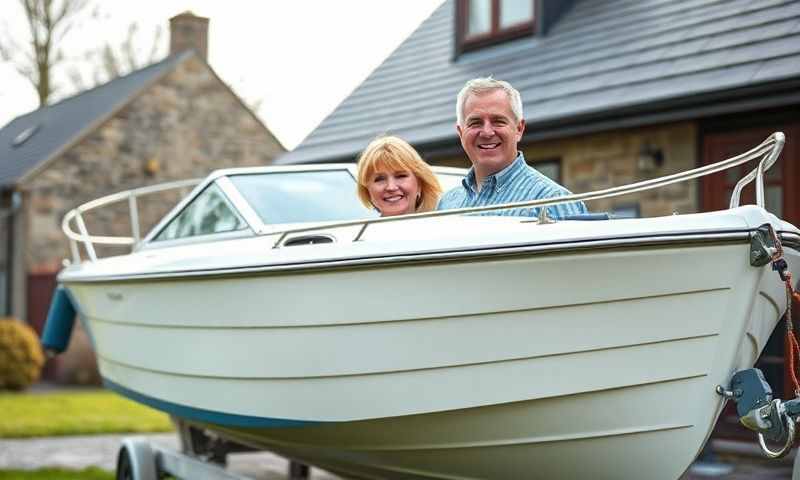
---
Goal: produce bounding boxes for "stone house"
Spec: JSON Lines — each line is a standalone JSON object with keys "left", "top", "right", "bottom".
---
{"left": 0, "top": 12, "right": 285, "bottom": 381}
{"left": 278, "top": 0, "right": 800, "bottom": 448}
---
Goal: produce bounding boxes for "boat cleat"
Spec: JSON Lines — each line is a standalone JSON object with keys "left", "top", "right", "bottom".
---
{"left": 750, "top": 224, "right": 780, "bottom": 267}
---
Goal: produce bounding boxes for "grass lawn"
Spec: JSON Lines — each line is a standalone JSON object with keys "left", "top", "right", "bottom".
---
{"left": 0, "top": 468, "right": 113, "bottom": 479}
{"left": 0, "top": 389, "right": 173, "bottom": 438}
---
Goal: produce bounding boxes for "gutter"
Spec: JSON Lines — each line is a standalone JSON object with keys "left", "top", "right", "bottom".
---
{"left": 2, "top": 190, "right": 21, "bottom": 316}
{"left": 425, "top": 78, "right": 800, "bottom": 161}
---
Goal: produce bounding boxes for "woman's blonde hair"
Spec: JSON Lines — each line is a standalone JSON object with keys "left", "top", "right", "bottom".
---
{"left": 356, "top": 136, "right": 442, "bottom": 213}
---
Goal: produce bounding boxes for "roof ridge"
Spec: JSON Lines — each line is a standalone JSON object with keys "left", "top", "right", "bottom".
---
{"left": 38, "top": 51, "right": 192, "bottom": 113}
{"left": 0, "top": 51, "right": 194, "bottom": 187}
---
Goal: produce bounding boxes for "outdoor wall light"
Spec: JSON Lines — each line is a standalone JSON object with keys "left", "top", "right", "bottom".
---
{"left": 144, "top": 158, "right": 161, "bottom": 176}
{"left": 637, "top": 143, "right": 664, "bottom": 173}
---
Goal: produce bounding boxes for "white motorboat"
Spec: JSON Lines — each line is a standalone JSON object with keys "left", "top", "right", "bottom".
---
{"left": 43, "top": 133, "right": 800, "bottom": 479}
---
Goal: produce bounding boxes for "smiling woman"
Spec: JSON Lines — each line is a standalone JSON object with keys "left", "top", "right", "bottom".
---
{"left": 356, "top": 136, "right": 443, "bottom": 216}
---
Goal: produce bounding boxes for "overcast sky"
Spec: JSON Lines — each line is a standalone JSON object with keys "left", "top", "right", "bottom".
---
{"left": 0, "top": 1, "right": 444, "bottom": 149}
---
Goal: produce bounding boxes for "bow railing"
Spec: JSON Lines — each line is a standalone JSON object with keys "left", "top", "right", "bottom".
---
{"left": 62, "top": 179, "right": 201, "bottom": 263}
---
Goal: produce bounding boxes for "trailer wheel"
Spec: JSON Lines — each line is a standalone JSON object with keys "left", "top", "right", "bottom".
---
{"left": 116, "top": 438, "right": 158, "bottom": 480}
{"left": 116, "top": 447, "right": 133, "bottom": 480}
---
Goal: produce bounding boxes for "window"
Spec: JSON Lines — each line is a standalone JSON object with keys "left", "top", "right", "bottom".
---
{"left": 531, "top": 158, "right": 561, "bottom": 183}
{"left": 155, "top": 183, "right": 247, "bottom": 241}
{"left": 611, "top": 204, "right": 640, "bottom": 219}
{"left": 228, "top": 171, "right": 377, "bottom": 225}
{"left": 457, "top": 0, "right": 535, "bottom": 53}
{"left": 11, "top": 124, "right": 40, "bottom": 148}
{"left": 436, "top": 173, "right": 466, "bottom": 192}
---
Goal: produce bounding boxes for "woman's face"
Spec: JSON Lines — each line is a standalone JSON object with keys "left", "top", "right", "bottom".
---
{"left": 367, "top": 168, "right": 421, "bottom": 216}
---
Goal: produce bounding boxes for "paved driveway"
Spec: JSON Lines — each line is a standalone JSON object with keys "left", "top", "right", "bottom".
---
{"left": 2, "top": 431, "right": 796, "bottom": 479}
{"left": 0, "top": 433, "right": 339, "bottom": 479}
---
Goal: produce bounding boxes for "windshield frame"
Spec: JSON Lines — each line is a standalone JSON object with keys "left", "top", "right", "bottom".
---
{"left": 139, "top": 163, "right": 467, "bottom": 250}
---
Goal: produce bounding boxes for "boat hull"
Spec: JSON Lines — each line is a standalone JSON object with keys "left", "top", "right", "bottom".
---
{"left": 207, "top": 376, "right": 711, "bottom": 480}
{"left": 63, "top": 234, "right": 799, "bottom": 479}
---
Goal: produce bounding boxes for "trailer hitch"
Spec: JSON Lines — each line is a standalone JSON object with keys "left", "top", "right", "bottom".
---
{"left": 717, "top": 368, "right": 800, "bottom": 458}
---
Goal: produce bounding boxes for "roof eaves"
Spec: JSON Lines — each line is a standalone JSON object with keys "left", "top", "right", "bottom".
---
{"left": 279, "top": 75, "right": 800, "bottom": 165}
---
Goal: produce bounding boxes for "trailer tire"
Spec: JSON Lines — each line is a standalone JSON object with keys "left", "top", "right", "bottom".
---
{"left": 116, "top": 447, "right": 133, "bottom": 480}
{"left": 116, "top": 438, "right": 158, "bottom": 480}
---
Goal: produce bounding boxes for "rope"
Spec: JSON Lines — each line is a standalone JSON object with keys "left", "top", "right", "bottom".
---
{"left": 782, "top": 271, "right": 800, "bottom": 397}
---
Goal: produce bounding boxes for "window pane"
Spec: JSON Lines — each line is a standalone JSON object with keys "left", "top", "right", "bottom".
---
{"left": 767, "top": 159, "right": 782, "bottom": 180}
{"left": 229, "top": 171, "right": 377, "bottom": 225}
{"left": 467, "top": 0, "right": 491, "bottom": 36}
{"left": 612, "top": 204, "right": 640, "bottom": 218}
{"left": 155, "top": 183, "right": 246, "bottom": 241}
{"left": 437, "top": 173, "right": 465, "bottom": 192}
{"left": 500, "top": 0, "right": 533, "bottom": 28}
{"left": 725, "top": 166, "right": 744, "bottom": 185}
{"left": 534, "top": 161, "right": 560, "bottom": 182}
{"left": 766, "top": 185, "right": 782, "bottom": 217}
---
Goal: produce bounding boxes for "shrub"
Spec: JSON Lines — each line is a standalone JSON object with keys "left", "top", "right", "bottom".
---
{"left": 0, "top": 318, "right": 45, "bottom": 390}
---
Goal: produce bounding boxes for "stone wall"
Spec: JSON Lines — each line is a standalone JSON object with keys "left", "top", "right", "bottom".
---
{"left": 16, "top": 55, "right": 284, "bottom": 384}
{"left": 22, "top": 55, "right": 284, "bottom": 270}
{"left": 430, "top": 122, "right": 699, "bottom": 217}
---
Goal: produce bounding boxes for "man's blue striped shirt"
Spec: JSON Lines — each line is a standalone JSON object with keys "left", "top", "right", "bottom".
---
{"left": 436, "top": 153, "right": 587, "bottom": 219}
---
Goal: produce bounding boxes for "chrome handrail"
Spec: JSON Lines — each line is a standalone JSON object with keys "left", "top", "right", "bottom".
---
{"left": 62, "top": 132, "right": 785, "bottom": 262}
{"left": 62, "top": 178, "right": 202, "bottom": 263}
{"left": 730, "top": 132, "right": 784, "bottom": 209}
{"left": 270, "top": 132, "right": 785, "bottom": 247}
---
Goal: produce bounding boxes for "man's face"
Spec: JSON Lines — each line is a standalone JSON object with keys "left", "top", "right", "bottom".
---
{"left": 457, "top": 89, "right": 525, "bottom": 182}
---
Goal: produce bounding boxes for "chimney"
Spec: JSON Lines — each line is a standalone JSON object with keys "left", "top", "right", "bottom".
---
{"left": 169, "top": 11, "right": 209, "bottom": 60}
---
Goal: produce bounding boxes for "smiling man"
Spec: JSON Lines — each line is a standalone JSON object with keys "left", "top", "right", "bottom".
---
{"left": 437, "top": 78, "right": 587, "bottom": 218}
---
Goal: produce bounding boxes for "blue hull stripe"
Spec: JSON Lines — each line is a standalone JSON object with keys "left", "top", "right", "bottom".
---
{"left": 103, "top": 378, "right": 319, "bottom": 428}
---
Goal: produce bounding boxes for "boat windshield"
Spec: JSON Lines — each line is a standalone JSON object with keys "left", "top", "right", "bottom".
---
{"left": 229, "top": 170, "right": 377, "bottom": 225}
{"left": 154, "top": 183, "right": 248, "bottom": 241}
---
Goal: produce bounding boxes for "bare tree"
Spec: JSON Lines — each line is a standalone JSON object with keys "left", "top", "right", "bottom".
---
{"left": 68, "top": 21, "right": 164, "bottom": 91}
{"left": 0, "top": 0, "right": 89, "bottom": 106}
{"left": 102, "top": 22, "right": 163, "bottom": 79}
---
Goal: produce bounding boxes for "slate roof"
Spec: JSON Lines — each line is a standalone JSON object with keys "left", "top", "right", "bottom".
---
{"left": 279, "top": 0, "right": 800, "bottom": 164}
{"left": 0, "top": 51, "right": 193, "bottom": 187}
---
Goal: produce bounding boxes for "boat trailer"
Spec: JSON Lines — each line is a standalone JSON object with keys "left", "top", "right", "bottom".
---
{"left": 718, "top": 368, "right": 800, "bottom": 459}
{"left": 115, "top": 437, "right": 314, "bottom": 480}
{"left": 116, "top": 437, "right": 249, "bottom": 480}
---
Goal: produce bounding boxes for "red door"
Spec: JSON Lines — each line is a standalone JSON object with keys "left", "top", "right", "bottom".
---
{"left": 26, "top": 270, "right": 59, "bottom": 379}
{"left": 703, "top": 124, "right": 800, "bottom": 440}
{"left": 702, "top": 126, "right": 799, "bottom": 219}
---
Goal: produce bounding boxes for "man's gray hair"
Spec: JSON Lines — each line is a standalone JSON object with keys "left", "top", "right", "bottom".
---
{"left": 456, "top": 77, "right": 524, "bottom": 126}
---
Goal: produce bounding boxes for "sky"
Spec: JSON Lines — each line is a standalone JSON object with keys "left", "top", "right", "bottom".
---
{"left": 0, "top": 1, "right": 445, "bottom": 149}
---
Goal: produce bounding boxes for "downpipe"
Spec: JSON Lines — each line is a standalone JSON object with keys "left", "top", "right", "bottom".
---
{"left": 3, "top": 191, "right": 21, "bottom": 316}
